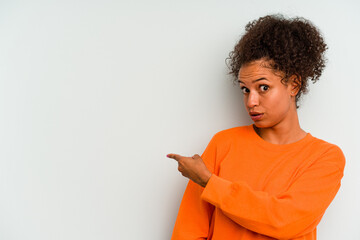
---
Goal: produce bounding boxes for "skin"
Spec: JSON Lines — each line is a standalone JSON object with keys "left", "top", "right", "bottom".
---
{"left": 167, "top": 59, "right": 307, "bottom": 187}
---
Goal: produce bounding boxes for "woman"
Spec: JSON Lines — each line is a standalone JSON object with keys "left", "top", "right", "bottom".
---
{"left": 167, "top": 15, "right": 345, "bottom": 240}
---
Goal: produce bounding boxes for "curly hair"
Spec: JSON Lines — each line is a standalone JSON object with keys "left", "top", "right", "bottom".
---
{"left": 226, "top": 14, "right": 328, "bottom": 106}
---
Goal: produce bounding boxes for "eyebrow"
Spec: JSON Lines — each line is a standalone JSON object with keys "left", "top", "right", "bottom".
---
{"left": 238, "top": 77, "right": 268, "bottom": 84}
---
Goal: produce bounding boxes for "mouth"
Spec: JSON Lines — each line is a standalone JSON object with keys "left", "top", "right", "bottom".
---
{"left": 249, "top": 112, "right": 264, "bottom": 121}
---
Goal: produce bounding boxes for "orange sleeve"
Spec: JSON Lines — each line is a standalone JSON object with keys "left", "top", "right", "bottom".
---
{"left": 201, "top": 145, "right": 345, "bottom": 239}
{"left": 171, "top": 135, "right": 218, "bottom": 240}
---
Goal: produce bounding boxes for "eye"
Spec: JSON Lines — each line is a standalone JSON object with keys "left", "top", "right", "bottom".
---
{"left": 260, "top": 85, "right": 269, "bottom": 92}
{"left": 241, "top": 86, "right": 250, "bottom": 94}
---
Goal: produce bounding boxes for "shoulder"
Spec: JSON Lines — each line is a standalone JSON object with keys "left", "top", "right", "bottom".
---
{"left": 308, "top": 135, "right": 344, "bottom": 156}
{"left": 210, "top": 125, "right": 251, "bottom": 143}
{"left": 204, "top": 125, "right": 253, "bottom": 151}
{"left": 307, "top": 135, "right": 346, "bottom": 171}
{"left": 213, "top": 125, "right": 251, "bottom": 139}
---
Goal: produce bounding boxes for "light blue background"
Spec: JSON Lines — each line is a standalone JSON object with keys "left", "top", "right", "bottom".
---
{"left": 0, "top": 0, "right": 359, "bottom": 239}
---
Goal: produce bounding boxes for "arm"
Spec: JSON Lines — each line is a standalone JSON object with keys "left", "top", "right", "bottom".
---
{"left": 200, "top": 146, "right": 345, "bottom": 239}
{"left": 171, "top": 180, "right": 214, "bottom": 240}
{"left": 170, "top": 135, "right": 219, "bottom": 240}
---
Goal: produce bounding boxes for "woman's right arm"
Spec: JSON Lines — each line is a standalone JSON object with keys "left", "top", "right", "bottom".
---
{"left": 171, "top": 180, "right": 214, "bottom": 240}
{"left": 171, "top": 133, "right": 220, "bottom": 240}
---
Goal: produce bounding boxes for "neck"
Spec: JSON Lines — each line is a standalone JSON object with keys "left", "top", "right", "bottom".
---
{"left": 254, "top": 110, "right": 307, "bottom": 145}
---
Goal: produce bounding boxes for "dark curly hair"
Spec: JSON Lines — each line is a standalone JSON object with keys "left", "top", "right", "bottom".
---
{"left": 226, "top": 14, "right": 328, "bottom": 107}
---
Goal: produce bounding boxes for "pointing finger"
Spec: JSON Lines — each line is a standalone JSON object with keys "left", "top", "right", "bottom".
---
{"left": 167, "top": 153, "right": 182, "bottom": 161}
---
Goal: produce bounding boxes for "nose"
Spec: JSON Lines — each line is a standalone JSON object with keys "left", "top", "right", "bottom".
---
{"left": 246, "top": 91, "right": 259, "bottom": 108}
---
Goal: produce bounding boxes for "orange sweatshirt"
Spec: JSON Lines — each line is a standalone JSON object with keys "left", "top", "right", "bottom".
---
{"left": 171, "top": 125, "right": 345, "bottom": 240}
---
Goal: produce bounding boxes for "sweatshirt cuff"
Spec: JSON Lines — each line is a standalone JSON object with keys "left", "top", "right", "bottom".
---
{"left": 201, "top": 174, "right": 232, "bottom": 207}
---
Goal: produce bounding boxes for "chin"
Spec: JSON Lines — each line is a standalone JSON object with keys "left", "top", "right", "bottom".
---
{"left": 253, "top": 121, "right": 272, "bottom": 129}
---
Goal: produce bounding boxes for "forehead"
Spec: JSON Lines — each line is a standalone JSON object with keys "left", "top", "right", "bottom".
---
{"left": 238, "top": 60, "right": 282, "bottom": 81}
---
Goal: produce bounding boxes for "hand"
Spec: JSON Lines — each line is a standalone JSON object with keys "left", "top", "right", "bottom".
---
{"left": 167, "top": 153, "right": 212, "bottom": 188}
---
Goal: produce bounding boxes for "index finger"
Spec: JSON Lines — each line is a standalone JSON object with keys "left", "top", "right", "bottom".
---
{"left": 166, "top": 153, "right": 183, "bottom": 161}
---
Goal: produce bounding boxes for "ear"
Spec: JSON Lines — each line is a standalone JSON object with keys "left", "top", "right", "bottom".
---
{"left": 288, "top": 74, "right": 301, "bottom": 96}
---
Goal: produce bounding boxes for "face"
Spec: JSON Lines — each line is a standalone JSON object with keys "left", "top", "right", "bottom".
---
{"left": 238, "top": 59, "right": 297, "bottom": 129}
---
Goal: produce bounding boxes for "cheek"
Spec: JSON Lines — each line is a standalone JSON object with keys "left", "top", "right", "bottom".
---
{"left": 243, "top": 95, "right": 248, "bottom": 108}
{"left": 266, "top": 90, "right": 291, "bottom": 112}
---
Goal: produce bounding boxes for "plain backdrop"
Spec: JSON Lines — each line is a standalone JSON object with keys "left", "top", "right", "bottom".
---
{"left": 0, "top": 0, "right": 359, "bottom": 239}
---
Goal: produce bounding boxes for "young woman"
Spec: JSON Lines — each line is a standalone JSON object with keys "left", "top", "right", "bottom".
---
{"left": 167, "top": 15, "right": 345, "bottom": 240}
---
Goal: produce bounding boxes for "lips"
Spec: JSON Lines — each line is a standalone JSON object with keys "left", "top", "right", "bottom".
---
{"left": 249, "top": 112, "right": 264, "bottom": 121}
